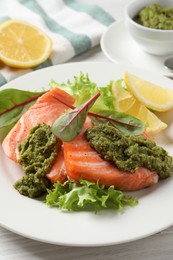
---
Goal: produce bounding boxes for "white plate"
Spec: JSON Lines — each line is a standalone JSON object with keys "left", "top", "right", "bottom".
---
{"left": 101, "top": 20, "right": 173, "bottom": 78}
{"left": 0, "top": 62, "right": 173, "bottom": 247}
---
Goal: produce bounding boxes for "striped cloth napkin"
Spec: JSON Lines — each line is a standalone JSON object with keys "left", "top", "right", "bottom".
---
{"left": 0, "top": 0, "right": 114, "bottom": 86}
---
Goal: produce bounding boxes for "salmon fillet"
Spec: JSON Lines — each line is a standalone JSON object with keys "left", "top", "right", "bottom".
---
{"left": 2, "top": 87, "right": 75, "bottom": 183}
{"left": 46, "top": 148, "right": 66, "bottom": 183}
{"left": 63, "top": 118, "right": 159, "bottom": 191}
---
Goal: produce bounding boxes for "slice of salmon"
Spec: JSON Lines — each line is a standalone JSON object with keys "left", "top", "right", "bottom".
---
{"left": 46, "top": 148, "right": 66, "bottom": 183}
{"left": 63, "top": 118, "right": 159, "bottom": 191}
{"left": 2, "top": 87, "right": 75, "bottom": 183}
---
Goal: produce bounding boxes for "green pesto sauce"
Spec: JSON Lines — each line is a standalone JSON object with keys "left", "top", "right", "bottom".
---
{"left": 14, "top": 123, "right": 61, "bottom": 198}
{"left": 135, "top": 4, "right": 173, "bottom": 30}
{"left": 85, "top": 124, "right": 173, "bottom": 179}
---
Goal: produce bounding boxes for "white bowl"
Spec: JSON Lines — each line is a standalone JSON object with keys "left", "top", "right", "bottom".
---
{"left": 125, "top": 0, "right": 173, "bottom": 56}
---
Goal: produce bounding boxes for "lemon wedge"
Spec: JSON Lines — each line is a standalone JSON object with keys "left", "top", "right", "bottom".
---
{"left": 112, "top": 81, "right": 167, "bottom": 135}
{"left": 124, "top": 72, "right": 173, "bottom": 112}
{"left": 0, "top": 19, "right": 52, "bottom": 68}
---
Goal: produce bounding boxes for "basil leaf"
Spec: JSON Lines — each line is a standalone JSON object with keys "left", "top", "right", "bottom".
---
{"left": 51, "top": 92, "right": 100, "bottom": 142}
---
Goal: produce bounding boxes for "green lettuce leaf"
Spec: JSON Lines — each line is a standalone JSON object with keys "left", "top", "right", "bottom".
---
{"left": 0, "top": 101, "right": 35, "bottom": 142}
{"left": 49, "top": 73, "right": 116, "bottom": 113}
{"left": 45, "top": 180, "right": 138, "bottom": 212}
{"left": 0, "top": 89, "right": 44, "bottom": 142}
{"left": 0, "top": 89, "right": 44, "bottom": 114}
{"left": 90, "top": 110, "right": 145, "bottom": 136}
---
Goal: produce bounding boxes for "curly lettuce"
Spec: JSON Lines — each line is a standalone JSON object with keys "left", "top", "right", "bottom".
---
{"left": 49, "top": 72, "right": 116, "bottom": 113}
{"left": 45, "top": 180, "right": 138, "bottom": 212}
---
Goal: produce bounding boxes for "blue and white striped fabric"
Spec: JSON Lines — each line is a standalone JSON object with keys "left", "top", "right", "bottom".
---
{"left": 0, "top": 0, "right": 114, "bottom": 86}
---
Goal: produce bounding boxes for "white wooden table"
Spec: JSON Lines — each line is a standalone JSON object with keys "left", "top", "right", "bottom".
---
{"left": 1, "top": 1, "right": 173, "bottom": 259}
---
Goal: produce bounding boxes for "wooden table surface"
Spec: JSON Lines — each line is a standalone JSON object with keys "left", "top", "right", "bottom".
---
{"left": 1, "top": 1, "right": 173, "bottom": 259}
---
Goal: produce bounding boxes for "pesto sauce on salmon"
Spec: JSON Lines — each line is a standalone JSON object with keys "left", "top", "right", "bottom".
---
{"left": 14, "top": 123, "right": 61, "bottom": 198}
{"left": 85, "top": 124, "right": 173, "bottom": 179}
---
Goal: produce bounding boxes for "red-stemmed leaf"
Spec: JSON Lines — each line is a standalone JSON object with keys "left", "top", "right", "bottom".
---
{"left": 51, "top": 92, "right": 100, "bottom": 141}
{"left": 0, "top": 89, "right": 45, "bottom": 141}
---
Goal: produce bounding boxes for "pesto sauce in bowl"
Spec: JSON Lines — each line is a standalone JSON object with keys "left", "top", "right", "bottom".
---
{"left": 135, "top": 4, "right": 173, "bottom": 30}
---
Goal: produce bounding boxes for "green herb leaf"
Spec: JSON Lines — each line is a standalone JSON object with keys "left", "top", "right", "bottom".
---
{"left": 0, "top": 89, "right": 44, "bottom": 114}
{"left": 90, "top": 110, "right": 145, "bottom": 136}
{"left": 0, "top": 101, "right": 35, "bottom": 142}
{"left": 0, "top": 89, "right": 44, "bottom": 142}
{"left": 45, "top": 180, "right": 138, "bottom": 212}
{"left": 51, "top": 92, "right": 100, "bottom": 142}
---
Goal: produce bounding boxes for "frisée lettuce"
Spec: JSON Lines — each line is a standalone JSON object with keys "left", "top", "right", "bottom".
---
{"left": 45, "top": 180, "right": 138, "bottom": 212}
{"left": 49, "top": 72, "right": 116, "bottom": 113}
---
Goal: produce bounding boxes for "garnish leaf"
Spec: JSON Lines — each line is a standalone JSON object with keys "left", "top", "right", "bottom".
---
{"left": 50, "top": 73, "right": 116, "bottom": 113}
{"left": 0, "top": 89, "right": 44, "bottom": 114}
{"left": 108, "top": 112, "right": 145, "bottom": 135}
{"left": 51, "top": 92, "right": 100, "bottom": 142}
{"left": 45, "top": 180, "right": 138, "bottom": 212}
{"left": 0, "top": 101, "right": 35, "bottom": 142}
{"left": 90, "top": 110, "right": 145, "bottom": 136}
{"left": 0, "top": 89, "right": 44, "bottom": 142}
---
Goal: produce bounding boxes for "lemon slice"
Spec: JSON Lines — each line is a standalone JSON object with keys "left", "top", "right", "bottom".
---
{"left": 124, "top": 72, "right": 173, "bottom": 112}
{"left": 112, "top": 81, "right": 167, "bottom": 135}
{"left": 0, "top": 19, "right": 52, "bottom": 68}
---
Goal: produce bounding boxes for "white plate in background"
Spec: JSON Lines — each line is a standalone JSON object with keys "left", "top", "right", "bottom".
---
{"left": 101, "top": 20, "right": 173, "bottom": 78}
